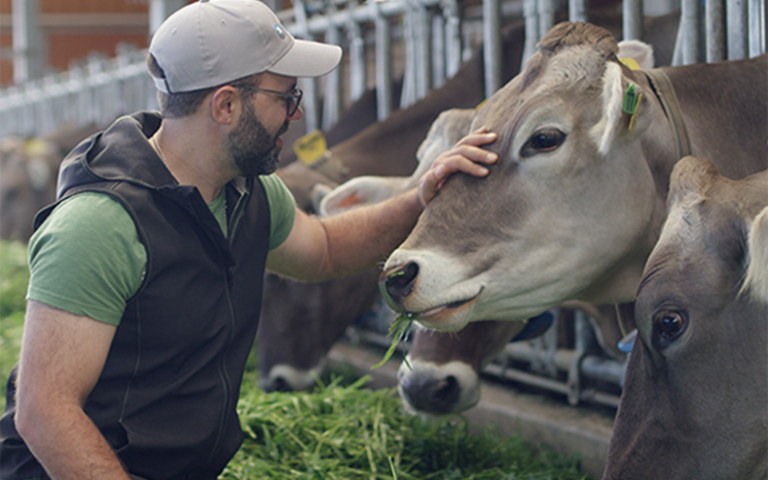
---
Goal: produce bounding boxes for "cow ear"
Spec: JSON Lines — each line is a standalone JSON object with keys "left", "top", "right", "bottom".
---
{"left": 318, "top": 176, "right": 410, "bottom": 217}
{"left": 742, "top": 206, "right": 768, "bottom": 303}
{"left": 617, "top": 40, "right": 655, "bottom": 70}
{"left": 590, "top": 62, "right": 652, "bottom": 155}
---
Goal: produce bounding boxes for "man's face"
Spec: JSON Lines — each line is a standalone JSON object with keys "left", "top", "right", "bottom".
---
{"left": 227, "top": 98, "right": 289, "bottom": 177}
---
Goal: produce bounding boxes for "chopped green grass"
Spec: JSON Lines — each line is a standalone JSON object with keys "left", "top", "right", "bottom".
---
{"left": 222, "top": 373, "right": 592, "bottom": 480}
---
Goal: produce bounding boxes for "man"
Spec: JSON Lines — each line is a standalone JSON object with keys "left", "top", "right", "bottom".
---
{"left": 0, "top": 1, "right": 497, "bottom": 479}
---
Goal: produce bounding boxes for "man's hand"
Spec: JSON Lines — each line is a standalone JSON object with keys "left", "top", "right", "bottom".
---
{"left": 417, "top": 127, "right": 498, "bottom": 207}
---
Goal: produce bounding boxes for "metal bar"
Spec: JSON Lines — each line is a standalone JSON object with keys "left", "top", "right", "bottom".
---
{"left": 748, "top": 0, "right": 767, "bottom": 57}
{"left": 369, "top": 0, "right": 393, "bottom": 121}
{"left": 483, "top": 0, "right": 502, "bottom": 97}
{"left": 622, "top": 0, "right": 644, "bottom": 41}
{"left": 346, "top": 6, "right": 367, "bottom": 102}
{"left": 522, "top": 0, "right": 539, "bottom": 67}
{"left": 681, "top": 0, "right": 702, "bottom": 64}
{"left": 568, "top": 0, "right": 588, "bottom": 23}
{"left": 706, "top": 0, "right": 726, "bottom": 62}
{"left": 432, "top": 13, "right": 447, "bottom": 89}
{"left": 148, "top": 0, "right": 187, "bottom": 35}
{"left": 727, "top": 0, "right": 749, "bottom": 59}
{"left": 12, "top": 0, "right": 45, "bottom": 84}
{"left": 322, "top": 3, "right": 343, "bottom": 130}
{"left": 442, "top": 0, "right": 462, "bottom": 79}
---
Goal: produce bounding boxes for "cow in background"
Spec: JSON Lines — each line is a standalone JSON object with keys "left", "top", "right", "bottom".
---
{"left": 0, "top": 123, "right": 98, "bottom": 243}
{"left": 603, "top": 157, "right": 768, "bottom": 480}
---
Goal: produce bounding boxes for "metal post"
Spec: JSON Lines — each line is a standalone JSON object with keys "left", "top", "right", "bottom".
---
{"left": 681, "top": 0, "right": 702, "bottom": 64}
{"left": 727, "top": 0, "right": 749, "bottom": 59}
{"left": 569, "top": 0, "right": 589, "bottom": 23}
{"left": 149, "top": 0, "right": 188, "bottom": 35}
{"left": 483, "top": 0, "right": 502, "bottom": 98}
{"left": 414, "top": 1, "right": 433, "bottom": 100}
{"left": 441, "top": 0, "right": 462, "bottom": 79}
{"left": 369, "top": 0, "right": 392, "bottom": 121}
{"left": 293, "top": 0, "right": 320, "bottom": 132}
{"left": 623, "top": 0, "right": 644, "bottom": 40}
{"left": 12, "top": 0, "right": 45, "bottom": 84}
{"left": 400, "top": 4, "right": 417, "bottom": 108}
{"left": 346, "top": 5, "right": 367, "bottom": 102}
{"left": 706, "top": 0, "right": 726, "bottom": 62}
{"left": 538, "top": 0, "right": 556, "bottom": 39}
{"left": 322, "top": 3, "right": 342, "bottom": 130}
{"left": 432, "top": 14, "right": 447, "bottom": 89}
{"left": 749, "top": 0, "right": 767, "bottom": 57}
{"left": 522, "top": 0, "right": 539, "bottom": 67}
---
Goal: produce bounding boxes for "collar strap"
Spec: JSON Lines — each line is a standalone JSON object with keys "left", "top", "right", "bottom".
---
{"left": 642, "top": 69, "right": 693, "bottom": 160}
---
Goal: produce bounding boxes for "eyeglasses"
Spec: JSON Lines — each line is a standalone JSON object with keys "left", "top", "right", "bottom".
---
{"left": 235, "top": 84, "right": 303, "bottom": 117}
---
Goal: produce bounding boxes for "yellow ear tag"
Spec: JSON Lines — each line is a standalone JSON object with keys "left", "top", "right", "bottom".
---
{"left": 619, "top": 57, "right": 642, "bottom": 71}
{"left": 475, "top": 98, "right": 489, "bottom": 110}
{"left": 293, "top": 130, "right": 328, "bottom": 165}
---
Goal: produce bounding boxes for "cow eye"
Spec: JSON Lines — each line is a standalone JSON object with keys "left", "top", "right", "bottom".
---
{"left": 652, "top": 310, "right": 686, "bottom": 348}
{"left": 520, "top": 128, "right": 566, "bottom": 157}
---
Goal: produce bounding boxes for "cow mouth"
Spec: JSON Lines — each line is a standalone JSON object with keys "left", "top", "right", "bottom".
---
{"left": 408, "top": 288, "right": 483, "bottom": 323}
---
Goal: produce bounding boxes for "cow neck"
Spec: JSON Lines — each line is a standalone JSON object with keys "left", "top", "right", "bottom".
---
{"left": 641, "top": 69, "right": 692, "bottom": 161}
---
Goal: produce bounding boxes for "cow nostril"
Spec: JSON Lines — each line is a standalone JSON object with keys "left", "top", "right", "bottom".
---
{"left": 384, "top": 262, "right": 419, "bottom": 302}
{"left": 430, "top": 376, "right": 459, "bottom": 407}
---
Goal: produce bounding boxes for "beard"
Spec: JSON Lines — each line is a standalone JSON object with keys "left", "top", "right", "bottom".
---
{"left": 228, "top": 100, "right": 289, "bottom": 177}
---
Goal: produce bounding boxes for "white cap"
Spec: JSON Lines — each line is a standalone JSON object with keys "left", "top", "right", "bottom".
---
{"left": 149, "top": 0, "right": 342, "bottom": 93}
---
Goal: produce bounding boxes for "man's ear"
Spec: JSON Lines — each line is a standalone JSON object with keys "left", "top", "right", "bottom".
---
{"left": 210, "top": 86, "right": 239, "bottom": 125}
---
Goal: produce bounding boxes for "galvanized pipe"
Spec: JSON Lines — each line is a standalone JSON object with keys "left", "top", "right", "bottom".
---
{"left": 727, "top": 0, "right": 749, "bottom": 59}
{"left": 483, "top": 0, "right": 502, "bottom": 98}
{"left": 681, "top": 0, "right": 702, "bottom": 64}
{"left": 345, "top": 7, "right": 367, "bottom": 102}
{"left": 568, "top": 0, "right": 588, "bottom": 23}
{"left": 369, "top": 0, "right": 393, "bottom": 121}
{"left": 749, "top": 0, "right": 766, "bottom": 57}
{"left": 522, "top": 0, "right": 539, "bottom": 68}
{"left": 322, "top": 4, "right": 343, "bottom": 130}
{"left": 623, "top": 0, "right": 644, "bottom": 40}
{"left": 706, "top": 0, "right": 726, "bottom": 62}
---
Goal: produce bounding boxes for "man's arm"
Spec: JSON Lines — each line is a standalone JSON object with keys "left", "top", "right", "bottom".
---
{"left": 266, "top": 129, "right": 497, "bottom": 281}
{"left": 14, "top": 300, "right": 132, "bottom": 480}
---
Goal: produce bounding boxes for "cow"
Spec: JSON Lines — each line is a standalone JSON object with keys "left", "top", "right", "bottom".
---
{"left": 603, "top": 156, "right": 768, "bottom": 480}
{"left": 257, "top": 11, "right": 683, "bottom": 392}
{"left": 0, "top": 123, "right": 98, "bottom": 243}
{"left": 379, "top": 22, "right": 767, "bottom": 335}
{"left": 398, "top": 302, "right": 630, "bottom": 415}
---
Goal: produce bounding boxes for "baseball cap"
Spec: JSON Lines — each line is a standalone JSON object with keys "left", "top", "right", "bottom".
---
{"left": 149, "top": 0, "right": 342, "bottom": 94}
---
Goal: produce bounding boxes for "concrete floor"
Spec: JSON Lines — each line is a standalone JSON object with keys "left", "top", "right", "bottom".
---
{"left": 329, "top": 340, "right": 616, "bottom": 479}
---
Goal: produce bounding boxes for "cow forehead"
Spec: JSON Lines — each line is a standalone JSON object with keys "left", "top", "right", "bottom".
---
{"left": 474, "top": 45, "right": 607, "bottom": 144}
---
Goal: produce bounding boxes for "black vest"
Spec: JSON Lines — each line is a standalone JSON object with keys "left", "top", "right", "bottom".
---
{"left": 0, "top": 112, "right": 271, "bottom": 480}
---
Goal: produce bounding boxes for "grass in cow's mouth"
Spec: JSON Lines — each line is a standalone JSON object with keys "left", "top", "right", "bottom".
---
{"left": 371, "top": 314, "right": 414, "bottom": 370}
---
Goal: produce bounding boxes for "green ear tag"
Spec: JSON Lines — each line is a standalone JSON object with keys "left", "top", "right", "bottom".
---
{"left": 623, "top": 84, "right": 639, "bottom": 115}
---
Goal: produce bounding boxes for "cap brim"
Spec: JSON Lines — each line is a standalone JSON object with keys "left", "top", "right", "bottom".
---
{"left": 268, "top": 39, "right": 342, "bottom": 78}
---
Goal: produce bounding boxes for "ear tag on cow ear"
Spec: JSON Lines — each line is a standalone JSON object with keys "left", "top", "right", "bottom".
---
{"left": 623, "top": 84, "right": 643, "bottom": 132}
{"left": 293, "top": 129, "right": 328, "bottom": 165}
{"left": 619, "top": 57, "right": 642, "bottom": 71}
{"left": 475, "top": 98, "right": 489, "bottom": 110}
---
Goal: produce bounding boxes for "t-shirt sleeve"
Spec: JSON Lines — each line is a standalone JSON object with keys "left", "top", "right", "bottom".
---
{"left": 27, "top": 192, "right": 146, "bottom": 326}
{"left": 258, "top": 173, "right": 296, "bottom": 250}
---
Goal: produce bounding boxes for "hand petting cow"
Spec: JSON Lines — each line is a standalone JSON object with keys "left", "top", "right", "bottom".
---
{"left": 603, "top": 156, "right": 768, "bottom": 480}
{"left": 379, "top": 22, "right": 767, "bottom": 333}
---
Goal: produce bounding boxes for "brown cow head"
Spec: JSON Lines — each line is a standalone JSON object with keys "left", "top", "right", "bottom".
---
{"left": 380, "top": 23, "right": 666, "bottom": 332}
{"left": 604, "top": 157, "right": 768, "bottom": 480}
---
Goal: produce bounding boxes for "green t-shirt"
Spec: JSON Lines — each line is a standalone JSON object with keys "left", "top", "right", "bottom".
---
{"left": 27, "top": 174, "right": 295, "bottom": 326}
